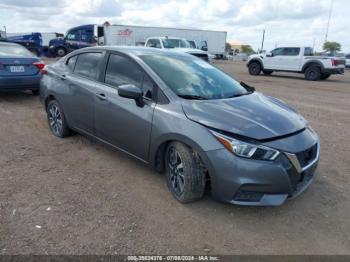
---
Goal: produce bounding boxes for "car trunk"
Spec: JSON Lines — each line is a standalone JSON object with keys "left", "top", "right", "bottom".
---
{"left": 0, "top": 57, "right": 39, "bottom": 76}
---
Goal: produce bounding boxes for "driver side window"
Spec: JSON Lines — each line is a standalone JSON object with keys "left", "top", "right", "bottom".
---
{"left": 146, "top": 39, "right": 161, "bottom": 48}
{"left": 66, "top": 30, "right": 79, "bottom": 41}
{"left": 271, "top": 48, "right": 285, "bottom": 56}
{"left": 104, "top": 54, "right": 155, "bottom": 100}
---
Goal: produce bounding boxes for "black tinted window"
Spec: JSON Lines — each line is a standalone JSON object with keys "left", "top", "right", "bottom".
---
{"left": 346, "top": 55, "right": 350, "bottom": 59}
{"left": 74, "top": 52, "right": 102, "bottom": 80}
{"left": 304, "top": 47, "right": 314, "bottom": 56}
{"left": 105, "top": 54, "right": 143, "bottom": 87}
{"left": 66, "top": 55, "right": 77, "bottom": 71}
{"left": 285, "top": 48, "right": 300, "bottom": 56}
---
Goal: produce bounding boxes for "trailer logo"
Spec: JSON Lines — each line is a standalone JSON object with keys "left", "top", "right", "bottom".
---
{"left": 117, "top": 29, "right": 133, "bottom": 37}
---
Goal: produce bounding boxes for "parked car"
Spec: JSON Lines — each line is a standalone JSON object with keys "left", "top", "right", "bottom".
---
{"left": 247, "top": 46, "right": 345, "bottom": 80}
{"left": 346, "top": 54, "right": 350, "bottom": 69}
{"left": 0, "top": 42, "right": 44, "bottom": 94}
{"left": 40, "top": 46, "right": 320, "bottom": 206}
{"left": 145, "top": 37, "right": 210, "bottom": 62}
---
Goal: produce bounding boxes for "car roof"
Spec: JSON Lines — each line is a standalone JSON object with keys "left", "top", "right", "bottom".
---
{"left": 76, "top": 45, "right": 192, "bottom": 58}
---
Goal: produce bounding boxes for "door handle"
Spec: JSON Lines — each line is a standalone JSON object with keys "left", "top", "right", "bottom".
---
{"left": 96, "top": 93, "right": 107, "bottom": 101}
{"left": 60, "top": 74, "right": 66, "bottom": 80}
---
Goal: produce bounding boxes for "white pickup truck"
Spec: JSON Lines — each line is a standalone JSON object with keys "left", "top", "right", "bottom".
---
{"left": 145, "top": 37, "right": 210, "bottom": 62}
{"left": 247, "top": 47, "right": 345, "bottom": 81}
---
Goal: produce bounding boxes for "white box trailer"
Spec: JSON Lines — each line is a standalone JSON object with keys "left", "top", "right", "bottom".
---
{"left": 103, "top": 24, "right": 227, "bottom": 56}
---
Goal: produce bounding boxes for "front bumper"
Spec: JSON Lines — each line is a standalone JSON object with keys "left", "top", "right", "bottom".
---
{"left": 202, "top": 138, "right": 319, "bottom": 206}
{"left": 0, "top": 74, "right": 41, "bottom": 90}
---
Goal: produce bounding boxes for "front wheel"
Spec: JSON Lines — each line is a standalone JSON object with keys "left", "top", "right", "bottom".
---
{"left": 47, "top": 100, "right": 71, "bottom": 138}
{"left": 56, "top": 47, "right": 67, "bottom": 57}
{"left": 165, "top": 142, "right": 206, "bottom": 203}
{"left": 248, "top": 62, "right": 262, "bottom": 75}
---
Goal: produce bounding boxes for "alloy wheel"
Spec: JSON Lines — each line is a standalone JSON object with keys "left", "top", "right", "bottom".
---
{"left": 167, "top": 146, "right": 185, "bottom": 196}
{"left": 48, "top": 105, "right": 63, "bottom": 136}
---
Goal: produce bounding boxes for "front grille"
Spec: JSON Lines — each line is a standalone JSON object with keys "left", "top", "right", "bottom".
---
{"left": 191, "top": 53, "right": 209, "bottom": 61}
{"left": 295, "top": 143, "right": 318, "bottom": 168}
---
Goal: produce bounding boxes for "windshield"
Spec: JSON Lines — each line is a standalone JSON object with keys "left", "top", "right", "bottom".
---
{"left": 0, "top": 44, "right": 33, "bottom": 57}
{"left": 162, "top": 39, "right": 190, "bottom": 49}
{"left": 140, "top": 55, "right": 248, "bottom": 100}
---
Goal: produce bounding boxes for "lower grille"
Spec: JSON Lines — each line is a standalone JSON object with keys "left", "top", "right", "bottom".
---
{"left": 295, "top": 143, "right": 318, "bottom": 168}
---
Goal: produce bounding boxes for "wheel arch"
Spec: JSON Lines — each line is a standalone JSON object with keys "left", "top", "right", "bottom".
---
{"left": 302, "top": 60, "right": 324, "bottom": 73}
{"left": 150, "top": 133, "right": 209, "bottom": 173}
{"left": 247, "top": 58, "right": 264, "bottom": 69}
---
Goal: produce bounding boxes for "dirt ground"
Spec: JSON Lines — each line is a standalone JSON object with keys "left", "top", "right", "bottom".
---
{"left": 0, "top": 61, "right": 349, "bottom": 255}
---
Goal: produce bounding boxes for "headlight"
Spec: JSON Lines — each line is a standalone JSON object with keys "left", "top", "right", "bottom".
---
{"left": 210, "top": 130, "right": 280, "bottom": 161}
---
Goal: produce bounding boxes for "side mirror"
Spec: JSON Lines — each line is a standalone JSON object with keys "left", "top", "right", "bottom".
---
{"left": 118, "top": 84, "right": 144, "bottom": 107}
{"left": 266, "top": 52, "right": 273, "bottom": 57}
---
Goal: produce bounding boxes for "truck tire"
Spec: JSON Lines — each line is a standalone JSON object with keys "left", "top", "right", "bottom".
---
{"left": 248, "top": 62, "right": 262, "bottom": 75}
{"left": 320, "top": 73, "right": 331, "bottom": 80}
{"left": 165, "top": 142, "right": 206, "bottom": 203}
{"left": 263, "top": 70, "right": 273, "bottom": 75}
{"left": 56, "top": 47, "right": 67, "bottom": 57}
{"left": 304, "top": 66, "right": 321, "bottom": 81}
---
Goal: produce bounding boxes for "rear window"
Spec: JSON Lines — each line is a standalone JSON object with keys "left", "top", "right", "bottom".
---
{"left": 74, "top": 52, "right": 102, "bottom": 80}
{"left": 0, "top": 44, "right": 33, "bottom": 57}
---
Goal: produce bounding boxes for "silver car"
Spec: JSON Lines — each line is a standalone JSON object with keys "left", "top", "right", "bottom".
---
{"left": 40, "top": 47, "right": 320, "bottom": 206}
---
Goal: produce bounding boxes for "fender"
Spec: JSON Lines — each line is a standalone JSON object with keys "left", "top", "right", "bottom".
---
{"left": 247, "top": 58, "right": 264, "bottom": 69}
{"left": 302, "top": 60, "right": 325, "bottom": 73}
{"left": 149, "top": 132, "right": 210, "bottom": 171}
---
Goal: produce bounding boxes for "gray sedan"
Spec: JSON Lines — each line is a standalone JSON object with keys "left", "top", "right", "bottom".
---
{"left": 40, "top": 46, "right": 319, "bottom": 206}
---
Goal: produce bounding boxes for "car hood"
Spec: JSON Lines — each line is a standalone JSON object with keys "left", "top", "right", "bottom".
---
{"left": 181, "top": 92, "right": 306, "bottom": 140}
{"left": 170, "top": 48, "right": 208, "bottom": 55}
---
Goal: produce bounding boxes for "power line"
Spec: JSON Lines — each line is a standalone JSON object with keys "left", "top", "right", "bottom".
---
{"left": 324, "top": 0, "right": 334, "bottom": 43}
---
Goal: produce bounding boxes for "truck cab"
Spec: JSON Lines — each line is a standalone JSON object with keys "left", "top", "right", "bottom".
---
{"left": 247, "top": 46, "right": 345, "bottom": 81}
{"left": 49, "top": 24, "right": 104, "bottom": 57}
{"left": 144, "top": 37, "right": 210, "bottom": 62}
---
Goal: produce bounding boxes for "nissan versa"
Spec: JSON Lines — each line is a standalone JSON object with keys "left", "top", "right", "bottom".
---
{"left": 40, "top": 46, "right": 320, "bottom": 206}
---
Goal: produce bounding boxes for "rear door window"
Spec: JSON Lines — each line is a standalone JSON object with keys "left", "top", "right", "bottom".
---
{"left": 285, "top": 48, "right": 300, "bottom": 56}
{"left": 74, "top": 52, "right": 102, "bottom": 80}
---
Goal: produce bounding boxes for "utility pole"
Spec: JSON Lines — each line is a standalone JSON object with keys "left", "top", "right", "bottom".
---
{"left": 261, "top": 28, "right": 266, "bottom": 52}
{"left": 325, "top": 0, "right": 334, "bottom": 44}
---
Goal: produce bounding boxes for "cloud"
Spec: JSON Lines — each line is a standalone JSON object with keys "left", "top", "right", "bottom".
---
{"left": 0, "top": 0, "right": 349, "bottom": 52}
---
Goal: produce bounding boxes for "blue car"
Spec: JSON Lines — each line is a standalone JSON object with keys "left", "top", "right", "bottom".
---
{"left": 0, "top": 42, "right": 44, "bottom": 94}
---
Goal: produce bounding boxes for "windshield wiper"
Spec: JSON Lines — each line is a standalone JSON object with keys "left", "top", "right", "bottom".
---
{"left": 178, "top": 94, "right": 208, "bottom": 100}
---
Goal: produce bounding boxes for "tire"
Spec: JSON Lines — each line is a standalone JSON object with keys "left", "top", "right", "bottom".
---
{"left": 31, "top": 89, "right": 39, "bottom": 95}
{"left": 56, "top": 47, "right": 67, "bottom": 57}
{"left": 263, "top": 70, "right": 273, "bottom": 75}
{"left": 248, "top": 62, "right": 262, "bottom": 75}
{"left": 165, "top": 142, "right": 206, "bottom": 203}
{"left": 46, "top": 100, "right": 71, "bottom": 138}
{"left": 304, "top": 66, "right": 321, "bottom": 81}
{"left": 320, "top": 73, "right": 331, "bottom": 80}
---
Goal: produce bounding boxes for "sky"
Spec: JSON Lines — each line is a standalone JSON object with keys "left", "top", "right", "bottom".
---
{"left": 0, "top": 0, "right": 349, "bottom": 52}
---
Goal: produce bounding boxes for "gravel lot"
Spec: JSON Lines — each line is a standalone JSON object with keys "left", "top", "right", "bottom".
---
{"left": 0, "top": 61, "right": 349, "bottom": 255}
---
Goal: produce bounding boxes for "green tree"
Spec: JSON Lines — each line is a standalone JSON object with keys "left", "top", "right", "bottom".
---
{"left": 225, "top": 42, "right": 232, "bottom": 52}
{"left": 241, "top": 45, "right": 255, "bottom": 54}
{"left": 323, "top": 41, "right": 341, "bottom": 55}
